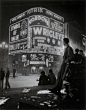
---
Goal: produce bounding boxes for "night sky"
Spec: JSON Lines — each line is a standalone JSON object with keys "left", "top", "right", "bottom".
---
{"left": 0, "top": 0, "right": 86, "bottom": 44}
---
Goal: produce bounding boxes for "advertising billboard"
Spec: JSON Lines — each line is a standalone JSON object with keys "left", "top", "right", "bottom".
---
{"left": 9, "top": 7, "right": 64, "bottom": 56}
{"left": 29, "top": 53, "right": 45, "bottom": 64}
{"left": 10, "top": 18, "right": 28, "bottom": 43}
{"left": 10, "top": 7, "right": 64, "bottom": 24}
{"left": 28, "top": 14, "right": 64, "bottom": 55}
{"left": 9, "top": 40, "right": 27, "bottom": 51}
{"left": 9, "top": 18, "right": 29, "bottom": 54}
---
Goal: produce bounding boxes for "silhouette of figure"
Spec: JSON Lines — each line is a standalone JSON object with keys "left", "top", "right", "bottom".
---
{"left": 5, "top": 68, "right": 10, "bottom": 89}
{"left": 38, "top": 71, "right": 49, "bottom": 85}
{"left": 48, "top": 69, "right": 56, "bottom": 85}
{"left": 13, "top": 68, "right": 16, "bottom": 78}
{"left": 49, "top": 38, "right": 74, "bottom": 94}
{"left": 0, "top": 68, "right": 5, "bottom": 89}
{"left": 74, "top": 48, "right": 82, "bottom": 63}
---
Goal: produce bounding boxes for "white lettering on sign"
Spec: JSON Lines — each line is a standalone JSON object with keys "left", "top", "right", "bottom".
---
{"left": 13, "top": 30, "right": 17, "bottom": 35}
{"left": 11, "top": 17, "right": 17, "bottom": 22}
{"left": 10, "top": 7, "right": 64, "bottom": 24}
{"left": 33, "top": 27, "right": 42, "bottom": 35}
{"left": 54, "top": 14, "right": 62, "bottom": 21}
{"left": 20, "top": 29, "right": 27, "bottom": 36}
{"left": 50, "top": 18, "right": 64, "bottom": 32}
{"left": 27, "top": 7, "right": 43, "bottom": 14}
{"left": 51, "top": 22, "right": 63, "bottom": 30}
{"left": 9, "top": 41, "right": 27, "bottom": 51}
{"left": 29, "top": 15, "right": 49, "bottom": 26}
{"left": 32, "top": 26, "right": 64, "bottom": 40}
{"left": 11, "top": 23, "right": 20, "bottom": 31}
{"left": 34, "top": 37, "right": 46, "bottom": 40}
{"left": 30, "top": 61, "right": 45, "bottom": 64}
{"left": 17, "top": 13, "right": 25, "bottom": 19}
{"left": 46, "top": 10, "right": 53, "bottom": 17}
{"left": 37, "top": 39, "right": 44, "bottom": 43}
{"left": 11, "top": 35, "right": 19, "bottom": 42}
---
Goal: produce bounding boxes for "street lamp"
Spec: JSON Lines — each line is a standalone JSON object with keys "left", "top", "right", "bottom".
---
{"left": 0, "top": 42, "right": 8, "bottom": 69}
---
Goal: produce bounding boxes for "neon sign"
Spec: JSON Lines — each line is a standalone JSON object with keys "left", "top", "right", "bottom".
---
{"left": 10, "top": 7, "right": 64, "bottom": 24}
{"left": 29, "top": 15, "right": 49, "bottom": 27}
{"left": 9, "top": 7, "right": 64, "bottom": 55}
{"left": 10, "top": 18, "right": 28, "bottom": 43}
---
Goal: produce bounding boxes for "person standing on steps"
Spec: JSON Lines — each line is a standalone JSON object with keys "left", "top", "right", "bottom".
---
{"left": 49, "top": 38, "right": 74, "bottom": 94}
{"left": 0, "top": 68, "right": 5, "bottom": 90}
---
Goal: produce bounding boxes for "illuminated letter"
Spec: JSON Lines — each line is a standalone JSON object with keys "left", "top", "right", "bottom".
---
{"left": 34, "top": 8, "right": 37, "bottom": 12}
{"left": 43, "top": 28, "right": 47, "bottom": 36}
{"left": 33, "top": 27, "right": 42, "bottom": 35}
{"left": 49, "top": 30, "right": 53, "bottom": 38}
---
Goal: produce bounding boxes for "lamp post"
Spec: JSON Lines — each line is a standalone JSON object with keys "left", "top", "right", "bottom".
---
{"left": 0, "top": 42, "right": 8, "bottom": 69}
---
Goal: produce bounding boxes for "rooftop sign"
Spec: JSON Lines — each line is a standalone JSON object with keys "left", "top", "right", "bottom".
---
{"left": 10, "top": 7, "right": 64, "bottom": 24}
{"left": 9, "top": 7, "right": 64, "bottom": 55}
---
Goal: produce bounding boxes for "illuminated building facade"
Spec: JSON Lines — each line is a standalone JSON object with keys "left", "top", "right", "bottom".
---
{"left": 9, "top": 7, "right": 64, "bottom": 74}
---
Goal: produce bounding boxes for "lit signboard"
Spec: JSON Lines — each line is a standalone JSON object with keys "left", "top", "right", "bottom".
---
{"left": 28, "top": 16, "right": 64, "bottom": 55}
{"left": 30, "top": 53, "right": 45, "bottom": 61}
{"left": 31, "top": 26, "right": 63, "bottom": 46}
{"left": 9, "top": 40, "right": 27, "bottom": 51}
{"left": 10, "top": 7, "right": 64, "bottom": 24}
{"left": 29, "top": 53, "right": 45, "bottom": 64}
{"left": 9, "top": 18, "right": 28, "bottom": 43}
{"left": 50, "top": 18, "right": 64, "bottom": 33}
{"left": 9, "top": 7, "right": 64, "bottom": 55}
{"left": 29, "top": 15, "right": 49, "bottom": 27}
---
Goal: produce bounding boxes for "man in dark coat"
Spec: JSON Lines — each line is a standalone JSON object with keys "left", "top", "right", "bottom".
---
{"left": 13, "top": 68, "right": 16, "bottom": 78}
{"left": 38, "top": 71, "right": 49, "bottom": 85}
{"left": 5, "top": 68, "right": 10, "bottom": 89}
{"left": 49, "top": 38, "right": 74, "bottom": 94}
{"left": 0, "top": 68, "right": 5, "bottom": 89}
{"left": 48, "top": 69, "right": 56, "bottom": 85}
{"left": 74, "top": 48, "right": 82, "bottom": 63}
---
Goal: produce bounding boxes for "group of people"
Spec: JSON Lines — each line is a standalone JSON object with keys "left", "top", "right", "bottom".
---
{"left": 38, "top": 38, "right": 85, "bottom": 95}
{"left": 74, "top": 48, "right": 85, "bottom": 64}
{"left": 38, "top": 69, "right": 56, "bottom": 86}
{"left": 49, "top": 38, "right": 85, "bottom": 94}
{"left": 0, "top": 68, "right": 10, "bottom": 90}
{"left": 0, "top": 38, "right": 85, "bottom": 93}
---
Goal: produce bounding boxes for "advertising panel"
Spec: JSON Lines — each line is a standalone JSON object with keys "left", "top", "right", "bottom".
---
{"left": 30, "top": 53, "right": 45, "bottom": 61}
{"left": 28, "top": 15, "right": 49, "bottom": 27}
{"left": 29, "top": 53, "right": 45, "bottom": 64}
{"left": 9, "top": 40, "right": 27, "bottom": 51}
{"left": 30, "top": 26, "right": 64, "bottom": 55}
{"left": 9, "top": 7, "right": 64, "bottom": 56}
{"left": 10, "top": 7, "right": 64, "bottom": 24}
{"left": 50, "top": 18, "right": 64, "bottom": 33}
{"left": 10, "top": 18, "right": 28, "bottom": 43}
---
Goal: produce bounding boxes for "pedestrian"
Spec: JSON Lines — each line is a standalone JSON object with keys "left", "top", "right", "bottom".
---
{"left": 49, "top": 38, "right": 74, "bottom": 94}
{"left": 48, "top": 69, "right": 56, "bottom": 85}
{"left": 0, "top": 68, "right": 5, "bottom": 90}
{"left": 13, "top": 68, "right": 16, "bottom": 78}
{"left": 5, "top": 68, "right": 10, "bottom": 89}
{"left": 79, "top": 50, "right": 85, "bottom": 64}
{"left": 74, "top": 48, "right": 82, "bottom": 63}
{"left": 38, "top": 71, "right": 49, "bottom": 85}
